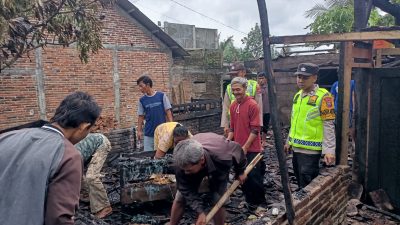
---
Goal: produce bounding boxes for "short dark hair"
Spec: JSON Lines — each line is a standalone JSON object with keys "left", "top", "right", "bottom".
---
{"left": 257, "top": 71, "right": 266, "bottom": 78}
{"left": 173, "top": 124, "right": 189, "bottom": 138}
{"left": 137, "top": 75, "right": 153, "bottom": 87}
{"left": 50, "top": 91, "right": 101, "bottom": 129}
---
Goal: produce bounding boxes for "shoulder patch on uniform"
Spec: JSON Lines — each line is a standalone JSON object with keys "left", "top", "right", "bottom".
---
{"left": 323, "top": 96, "right": 333, "bottom": 108}
{"left": 320, "top": 96, "right": 335, "bottom": 120}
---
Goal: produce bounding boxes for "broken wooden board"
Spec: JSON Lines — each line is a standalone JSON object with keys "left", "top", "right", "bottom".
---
{"left": 369, "top": 189, "right": 394, "bottom": 211}
{"left": 121, "top": 182, "right": 177, "bottom": 204}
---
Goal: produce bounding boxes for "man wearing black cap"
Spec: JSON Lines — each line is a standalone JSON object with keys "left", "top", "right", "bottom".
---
{"left": 221, "top": 62, "right": 262, "bottom": 136}
{"left": 284, "top": 63, "right": 336, "bottom": 189}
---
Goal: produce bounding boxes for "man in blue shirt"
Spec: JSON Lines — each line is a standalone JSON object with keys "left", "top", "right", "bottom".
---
{"left": 330, "top": 80, "right": 356, "bottom": 139}
{"left": 137, "top": 75, "right": 173, "bottom": 151}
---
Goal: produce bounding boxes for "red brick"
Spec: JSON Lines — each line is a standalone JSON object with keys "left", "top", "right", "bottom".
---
{"left": 0, "top": 5, "right": 173, "bottom": 131}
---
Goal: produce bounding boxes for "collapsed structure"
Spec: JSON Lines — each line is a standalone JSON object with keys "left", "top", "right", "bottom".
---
{"left": 1, "top": 0, "right": 400, "bottom": 224}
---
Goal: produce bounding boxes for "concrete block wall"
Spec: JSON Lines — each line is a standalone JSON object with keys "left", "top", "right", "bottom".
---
{"left": 164, "top": 22, "right": 218, "bottom": 49}
{"left": 170, "top": 49, "right": 223, "bottom": 104}
{"left": 258, "top": 166, "right": 351, "bottom": 225}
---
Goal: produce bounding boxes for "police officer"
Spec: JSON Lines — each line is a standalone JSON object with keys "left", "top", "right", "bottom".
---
{"left": 284, "top": 63, "right": 336, "bottom": 189}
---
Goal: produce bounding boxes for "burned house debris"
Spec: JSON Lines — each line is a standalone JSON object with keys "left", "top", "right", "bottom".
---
{"left": 1, "top": 0, "right": 400, "bottom": 224}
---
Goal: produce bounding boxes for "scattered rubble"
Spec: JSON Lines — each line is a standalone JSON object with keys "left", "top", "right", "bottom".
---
{"left": 346, "top": 203, "right": 400, "bottom": 225}
{"left": 75, "top": 129, "right": 400, "bottom": 225}
{"left": 369, "top": 189, "right": 394, "bottom": 211}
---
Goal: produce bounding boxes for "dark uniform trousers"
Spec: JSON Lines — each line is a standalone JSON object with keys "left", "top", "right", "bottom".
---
{"left": 292, "top": 151, "right": 321, "bottom": 188}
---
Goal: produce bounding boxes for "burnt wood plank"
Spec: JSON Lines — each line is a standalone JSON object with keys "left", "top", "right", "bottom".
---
{"left": 121, "top": 183, "right": 176, "bottom": 204}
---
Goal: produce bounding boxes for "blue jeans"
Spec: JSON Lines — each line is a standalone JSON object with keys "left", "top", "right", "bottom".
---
{"left": 143, "top": 136, "right": 154, "bottom": 152}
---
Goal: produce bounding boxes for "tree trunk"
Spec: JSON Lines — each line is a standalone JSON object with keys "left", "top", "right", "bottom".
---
{"left": 354, "top": 0, "right": 368, "bottom": 31}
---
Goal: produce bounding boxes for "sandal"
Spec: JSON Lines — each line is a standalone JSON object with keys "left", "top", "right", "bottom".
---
{"left": 95, "top": 206, "right": 113, "bottom": 219}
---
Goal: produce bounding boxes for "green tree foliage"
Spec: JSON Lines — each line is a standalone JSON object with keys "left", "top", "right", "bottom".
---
{"left": 373, "top": 0, "right": 400, "bottom": 25}
{"left": 307, "top": 5, "right": 354, "bottom": 34}
{"left": 305, "top": 0, "right": 397, "bottom": 34}
{"left": 0, "top": 0, "right": 114, "bottom": 70}
{"left": 222, "top": 40, "right": 241, "bottom": 63}
{"left": 240, "top": 23, "right": 263, "bottom": 60}
{"left": 219, "top": 36, "right": 239, "bottom": 63}
{"left": 369, "top": 9, "right": 395, "bottom": 26}
{"left": 219, "top": 23, "right": 281, "bottom": 63}
{"left": 305, "top": 0, "right": 352, "bottom": 19}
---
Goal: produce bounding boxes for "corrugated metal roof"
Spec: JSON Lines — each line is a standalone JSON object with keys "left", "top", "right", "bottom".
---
{"left": 116, "top": 0, "right": 189, "bottom": 58}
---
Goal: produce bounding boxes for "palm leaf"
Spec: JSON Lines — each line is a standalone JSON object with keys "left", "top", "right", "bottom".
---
{"left": 326, "top": 0, "right": 353, "bottom": 8}
{"left": 304, "top": 3, "right": 329, "bottom": 18}
{"left": 219, "top": 35, "right": 234, "bottom": 51}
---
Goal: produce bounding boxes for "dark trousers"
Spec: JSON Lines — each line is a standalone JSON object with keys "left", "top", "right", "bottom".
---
{"left": 242, "top": 152, "right": 266, "bottom": 205}
{"left": 262, "top": 113, "right": 270, "bottom": 133}
{"left": 292, "top": 152, "right": 321, "bottom": 188}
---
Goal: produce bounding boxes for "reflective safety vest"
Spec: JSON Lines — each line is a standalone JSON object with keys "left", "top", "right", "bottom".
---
{"left": 288, "top": 88, "right": 331, "bottom": 151}
{"left": 226, "top": 79, "right": 258, "bottom": 103}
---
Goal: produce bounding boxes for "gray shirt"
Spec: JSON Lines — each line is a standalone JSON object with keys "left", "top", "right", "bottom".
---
{"left": 0, "top": 126, "right": 82, "bottom": 225}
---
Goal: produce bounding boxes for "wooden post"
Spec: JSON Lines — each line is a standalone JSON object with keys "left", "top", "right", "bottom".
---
{"left": 256, "top": 0, "right": 295, "bottom": 224}
{"left": 376, "top": 49, "right": 382, "bottom": 67}
{"left": 340, "top": 42, "right": 353, "bottom": 165}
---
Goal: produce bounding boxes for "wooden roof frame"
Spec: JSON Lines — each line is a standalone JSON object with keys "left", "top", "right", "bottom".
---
{"left": 270, "top": 30, "right": 400, "bottom": 44}
{"left": 268, "top": 29, "right": 400, "bottom": 166}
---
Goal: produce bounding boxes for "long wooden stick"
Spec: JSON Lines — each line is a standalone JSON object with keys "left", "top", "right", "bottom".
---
{"left": 205, "top": 152, "right": 263, "bottom": 224}
{"left": 257, "top": 0, "right": 295, "bottom": 224}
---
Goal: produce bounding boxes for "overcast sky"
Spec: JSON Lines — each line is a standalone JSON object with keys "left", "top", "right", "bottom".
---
{"left": 131, "top": 0, "right": 324, "bottom": 47}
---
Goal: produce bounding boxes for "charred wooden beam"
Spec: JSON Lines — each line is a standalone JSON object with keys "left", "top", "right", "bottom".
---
{"left": 121, "top": 183, "right": 176, "bottom": 204}
{"left": 257, "top": 0, "right": 295, "bottom": 224}
{"left": 119, "top": 155, "right": 173, "bottom": 183}
{"left": 380, "top": 48, "right": 400, "bottom": 55}
{"left": 270, "top": 31, "right": 400, "bottom": 44}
